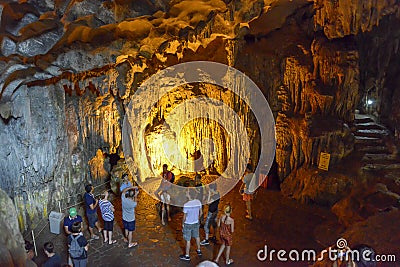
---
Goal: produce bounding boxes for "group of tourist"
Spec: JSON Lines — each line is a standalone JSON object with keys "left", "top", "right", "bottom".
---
{"left": 25, "top": 160, "right": 379, "bottom": 267}
{"left": 152, "top": 164, "right": 237, "bottom": 265}
{"left": 58, "top": 179, "right": 139, "bottom": 267}
{"left": 31, "top": 162, "right": 257, "bottom": 267}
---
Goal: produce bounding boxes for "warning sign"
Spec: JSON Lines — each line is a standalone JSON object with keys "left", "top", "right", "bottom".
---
{"left": 318, "top": 152, "right": 331, "bottom": 171}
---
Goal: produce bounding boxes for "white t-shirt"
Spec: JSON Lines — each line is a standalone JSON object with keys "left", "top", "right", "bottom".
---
{"left": 183, "top": 199, "right": 202, "bottom": 224}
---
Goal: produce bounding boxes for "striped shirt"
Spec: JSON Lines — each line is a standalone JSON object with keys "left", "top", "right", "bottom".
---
{"left": 99, "top": 199, "right": 114, "bottom": 221}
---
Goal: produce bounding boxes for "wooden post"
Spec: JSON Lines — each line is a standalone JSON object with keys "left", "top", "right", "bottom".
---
{"left": 31, "top": 230, "right": 37, "bottom": 256}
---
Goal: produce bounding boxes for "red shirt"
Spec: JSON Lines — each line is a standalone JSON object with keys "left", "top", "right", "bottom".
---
{"left": 162, "top": 171, "right": 173, "bottom": 182}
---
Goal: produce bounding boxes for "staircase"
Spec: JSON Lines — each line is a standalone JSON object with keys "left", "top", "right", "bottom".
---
{"left": 353, "top": 114, "right": 400, "bottom": 178}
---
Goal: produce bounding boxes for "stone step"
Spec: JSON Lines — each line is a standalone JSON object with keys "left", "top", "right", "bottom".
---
{"left": 384, "top": 170, "right": 400, "bottom": 180}
{"left": 356, "top": 146, "right": 391, "bottom": 154}
{"left": 354, "top": 117, "right": 375, "bottom": 124}
{"left": 362, "top": 153, "right": 400, "bottom": 164}
{"left": 354, "top": 122, "right": 386, "bottom": 131}
{"left": 362, "top": 163, "right": 400, "bottom": 171}
{"left": 354, "top": 129, "right": 389, "bottom": 138}
{"left": 354, "top": 136, "right": 383, "bottom": 146}
{"left": 354, "top": 114, "right": 375, "bottom": 124}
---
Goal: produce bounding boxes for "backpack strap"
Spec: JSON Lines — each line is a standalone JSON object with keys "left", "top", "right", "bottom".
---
{"left": 223, "top": 215, "right": 228, "bottom": 224}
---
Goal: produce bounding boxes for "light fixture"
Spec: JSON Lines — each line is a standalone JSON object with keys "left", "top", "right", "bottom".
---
{"left": 367, "top": 99, "right": 373, "bottom": 105}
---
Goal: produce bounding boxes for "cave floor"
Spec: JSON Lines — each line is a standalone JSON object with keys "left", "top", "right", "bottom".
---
{"left": 31, "top": 183, "right": 348, "bottom": 267}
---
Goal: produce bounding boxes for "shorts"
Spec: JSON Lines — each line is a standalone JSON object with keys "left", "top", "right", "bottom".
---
{"left": 242, "top": 193, "right": 253, "bottom": 202}
{"left": 160, "top": 192, "right": 170, "bottom": 203}
{"left": 123, "top": 220, "right": 136, "bottom": 231}
{"left": 87, "top": 212, "right": 98, "bottom": 228}
{"left": 183, "top": 222, "right": 199, "bottom": 241}
{"left": 103, "top": 220, "right": 114, "bottom": 231}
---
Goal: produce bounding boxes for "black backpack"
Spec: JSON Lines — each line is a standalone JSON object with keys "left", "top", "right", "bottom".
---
{"left": 169, "top": 171, "right": 175, "bottom": 183}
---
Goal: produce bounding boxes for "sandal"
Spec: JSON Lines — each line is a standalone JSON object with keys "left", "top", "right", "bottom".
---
{"left": 104, "top": 239, "right": 108, "bottom": 243}
{"left": 108, "top": 240, "right": 117, "bottom": 245}
{"left": 226, "top": 259, "right": 234, "bottom": 265}
{"left": 128, "top": 242, "right": 138, "bottom": 248}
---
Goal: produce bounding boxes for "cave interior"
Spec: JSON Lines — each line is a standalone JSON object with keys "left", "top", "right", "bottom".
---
{"left": 0, "top": 0, "right": 400, "bottom": 266}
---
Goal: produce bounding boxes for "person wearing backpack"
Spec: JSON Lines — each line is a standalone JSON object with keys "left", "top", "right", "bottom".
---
{"left": 200, "top": 183, "right": 220, "bottom": 245}
{"left": 68, "top": 221, "right": 88, "bottom": 267}
{"left": 161, "top": 164, "right": 175, "bottom": 183}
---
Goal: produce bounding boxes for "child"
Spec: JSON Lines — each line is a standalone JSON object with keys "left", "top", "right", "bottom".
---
{"left": 98, "top": 190, "right": 117, "bottom": 245}
{"left": 214, "top": 204, "right": 234, "bottom": 265}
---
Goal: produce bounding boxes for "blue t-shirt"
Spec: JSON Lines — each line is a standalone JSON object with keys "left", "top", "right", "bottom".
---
{"left": 121, "top": 194, "right": 137, "bottom": 222}
{"left": 43, "top": 253, "right": 62, "bottom": 267}
{"left": 120, "top": 181, "right": 133, "bottom": 192}
{"left": 84, "top": 192, "right": 96, "bottom": 214}
{"left": 63, "top": 215, "right": 83, "bottom": 232}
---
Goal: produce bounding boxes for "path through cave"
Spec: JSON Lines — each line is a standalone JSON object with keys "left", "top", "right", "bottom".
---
{"left": 30, "top": 182, "right": 343, "bottom": 267}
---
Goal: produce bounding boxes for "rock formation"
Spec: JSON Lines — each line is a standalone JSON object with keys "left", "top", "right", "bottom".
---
{"left": 0, "top": 0, "right": 399, "bottom": 245}
{"left": 0, "top": 189, "right": 26, "bottom": 267}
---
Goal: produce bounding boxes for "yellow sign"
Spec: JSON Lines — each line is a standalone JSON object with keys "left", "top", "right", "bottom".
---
{"left": 318, "top": 152, "right": 331, "bottom": 171}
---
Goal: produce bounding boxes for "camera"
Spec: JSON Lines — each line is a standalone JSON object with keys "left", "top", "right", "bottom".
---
{"left": 126, "top": 187, "right": 138, "bottom": 198}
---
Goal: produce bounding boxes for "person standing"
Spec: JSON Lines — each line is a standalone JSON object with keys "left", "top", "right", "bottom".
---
{"left": 154, "top": 164, "right": 174, "bottom": 225}
{"left": 161, "top": 164, "right": 174, "bottom": 183}
{"left": 179, "top": 189, "right": 202, "bottom": 261}
{"left": 68, "top": 222, "right": 88, "bottom": 267}
{"left": 200, "top": 183, "right": 220, "bottom": 245}
{"left": 242, "top": 164, "right": 256, "bottom": 220}
{"left": 84, "top": 184, "right": 102, "bottom": 240}
{"left": 194, "top": 173, "right": 206, "bottom": 227}
{"left": 120, "top": 173, "right": 133, "bottom": 192}
{"left": 63, "top": 208, "right": 82, "bottom": 267}
{"left": 121, "top": 186, "right": 138, "bottom": 248}
{"left": 214, "top": 204, "right": 234, "bottom": 265}
{"left": 42, "top": 242, "right": 62, "bottom": 267}
{"left": 98, "top": 190, "right": 116, "bottom": 245}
